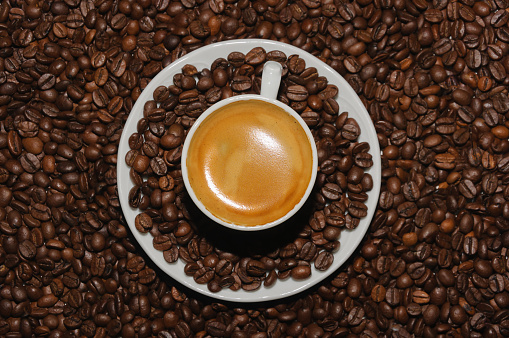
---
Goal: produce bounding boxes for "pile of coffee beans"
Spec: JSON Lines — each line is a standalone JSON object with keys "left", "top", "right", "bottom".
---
{"left": 1, "top": 0, "right": 509, "bottom": 337}
{"left": 125, "top": 47, "right": 374, "bottom": 292}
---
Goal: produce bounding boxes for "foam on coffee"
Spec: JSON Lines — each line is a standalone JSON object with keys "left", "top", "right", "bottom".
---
{"left": 186, "top": 99, "right": 314, "bottom": 226}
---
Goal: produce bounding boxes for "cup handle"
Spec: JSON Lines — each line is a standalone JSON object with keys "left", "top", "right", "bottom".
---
{"left": 260, "top": 61, "right": 283, "bottom": 100}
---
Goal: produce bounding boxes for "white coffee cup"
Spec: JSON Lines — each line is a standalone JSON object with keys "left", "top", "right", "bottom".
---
{"left": 181, "top": 62, "right": 318, "bottom": 231}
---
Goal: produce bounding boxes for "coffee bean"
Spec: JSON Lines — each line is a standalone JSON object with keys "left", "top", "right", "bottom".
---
{"left": 37, "top": 294, "right": 58, "bottom": 308}
{"left": 314, "top": 251, "right": 333, "bottom": 271}
{"left": 206, "top": 321, "right": 226, "bottom": 336}
{"left": 230, "top": 76, "right": 252, "bottom": 92}
{"left": 489, "top": 274, "right": 505, "bottom": 293}
{"left": 348, "top": 201, "right": 368, "bottom": 218}
{"left": 287, "top": 85, "right": 308, "bottom": 101}
{"left": 244, "top": 47, "right": 266, "bottom": 65}
{"left": 397, "top": 201, "right": 418, "bottom": 217}
{"left": 7, "top": 131, "right": 22, "bottom": 156}
{"left": 412, "top": 290, "right": 430, "bottom": 304}
{"left": 371, "top": 284, "right": 386, "bottom": 302}
{"left": 347, "top": 306, "right": 364, "bottom": 325}
{"left": 291, "top": 265, "right": 311, "bottom": 280}
{"left": 342, "top": 119, "right": 360, "bottom": 140}
{"left": 18, "top": 240, "right": 36, "bottom": 260}
{"left": 4, "top": 2, "right": 507, "bottom": 335}
{"left": 135, "top": 213, "right": 152, "bottom": 233}
{"left": 464, "top": 236, "right": 479, "bottom": 255}
{"left": 287, "top": 55, "right": 306, "bottom": 74}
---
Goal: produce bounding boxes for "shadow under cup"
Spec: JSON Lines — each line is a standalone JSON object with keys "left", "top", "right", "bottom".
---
{"left": 181, "top": 95, "right": 318, "bottom": 231}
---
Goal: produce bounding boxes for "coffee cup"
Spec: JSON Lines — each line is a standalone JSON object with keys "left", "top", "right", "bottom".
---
{"left": 181, "top": 61, "right": 318, "bottom": 231}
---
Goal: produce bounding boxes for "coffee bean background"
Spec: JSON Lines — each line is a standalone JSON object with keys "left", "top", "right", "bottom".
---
{"left": 0, "top": 0, "right": 509, "bottom": 337}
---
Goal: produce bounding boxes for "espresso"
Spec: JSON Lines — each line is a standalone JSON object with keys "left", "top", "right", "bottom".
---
{"left": 186, "top": 99, "right": 314, "bottom": 226}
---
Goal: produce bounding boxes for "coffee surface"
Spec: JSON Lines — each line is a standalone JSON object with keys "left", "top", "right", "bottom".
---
{"left": 186, "top": 99, "right": 313, "bottom": 226}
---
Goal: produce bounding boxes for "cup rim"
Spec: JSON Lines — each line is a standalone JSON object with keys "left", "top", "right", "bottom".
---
{"left": 181, "top": 94, "right": 318, "bottom": 231}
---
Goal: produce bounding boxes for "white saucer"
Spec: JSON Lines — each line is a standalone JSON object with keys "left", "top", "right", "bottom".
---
{"left": 117, "top": 39, "right": 381, "bottom": 302}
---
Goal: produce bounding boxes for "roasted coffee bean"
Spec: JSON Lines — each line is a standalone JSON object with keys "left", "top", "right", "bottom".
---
{"left": 464, "top": 236, "right": 478, "bottom": 255}
{"left": 412, "top": 290, "right": 430, "bottom": 304}
{"left": 342, "top": 120, "right": 360, "bottom": 140}
{"left": 245, "top": 47, "right": 266, "bottom": 65}
{"left": 246, "top": 260, "right": 266, "bottom": 277}
{"left": 18, "top": 240, "right": 36, "bottom": 260}
{"left": 3, "top": 2, "right": 506, "bottom": 334}
{"left": 321, "top": 183, "right": 342, "bottom": 200}
{"left": 287, "top": 85, "right": 308, "bottom": 101}
{"left": 231, "top": 76, "right": 251, "bottom": 91}
{"left": 314, "top": 251, "right": 334, "bottom": 271}
{"left": 135, "top": 213, "right": 153, "bottom": 233}
{"left": 348, "top": 201, "right": 368, "bottom": 218}
{"left": 347, "top": 306, "right": 364, "bottom": 325}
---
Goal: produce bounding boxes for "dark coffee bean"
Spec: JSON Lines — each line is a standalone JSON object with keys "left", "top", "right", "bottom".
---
{"left": 412, "top": 290, "right": 430, "bottom": 304}
{"left": 231, "top": 76, "right": 251, "bottom": 91}
{"left": 344, "top": 56, "right": 361, "bottom": 73}
{"left": 7, "top": 131, "right": 22, "bottom": 156}
{"left": 314, "top": 251, "right": 333, "bottom": 271}
{"left": 433, "top": 38, "right": 453, "bottom": 55}
{"left": 398, "top": 201, "right": 418, "bottom": 217}
{"left": 227, "top": 52, "right": 245, "bottom": 68}
{"left": 245, "top": 47, "right": 266, "bottom": 65}
{"left": 489, "top": 274, "right": 505, "bottom": 293}
{"left": 179, "top": 89, "right": 199, "bottom": 103}
{"left": 245, "top": 260, "right": 266, "bottom": 277}
{"left": 463, "top": 236, "right": 478, "bottom": 255}
{"left": 135, "top": 213, "right": 152, "bottom": 233}
{"left": 354, "top": 152, "right": 373, "bottom": 168}
{"left": 18, "top": 240, "right": 36, "bottom": 260}
{"left": 348, "top": 201, "right": 368, "bottom": 218}
{"left": 287, "top": 85, "right": 308, "bottom": 101}
{"left": 287, "top": 55, "right": 306, "bottom": 74}
{"left": 163, "top": 247, "right": 179, "bottom": 263}
{"left": 150, "top": 157, "right": 167, "bottom": 176}
{"left": 321, "top": 183, "right": 342, "bottom": 200}
{"left": 38, "top": 73, "right": 56, "bottom": 90}
{"left": 206, "top": 321, "right": 226, "bottom": 337}
{"left": 492, "top": 10, "right": 509, "bottom": 27}
{"left": 342, "top": 119, "right": 360, "bottom": 140}
{"left": 347, "top": 306, "right": 364, "bottom": 326}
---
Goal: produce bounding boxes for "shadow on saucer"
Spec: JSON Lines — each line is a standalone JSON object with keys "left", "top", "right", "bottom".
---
{"left": 184, "top": 194, "right": 314, "bottom": 257}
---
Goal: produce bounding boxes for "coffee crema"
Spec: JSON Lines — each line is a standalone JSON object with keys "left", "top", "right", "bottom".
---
{"left": 186, "top": 99, "right": 314, "bottom": 226}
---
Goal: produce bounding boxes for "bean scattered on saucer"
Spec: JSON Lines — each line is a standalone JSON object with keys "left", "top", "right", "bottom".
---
{"left": 126, "top": 47, "right": 374, "bottom": 292}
